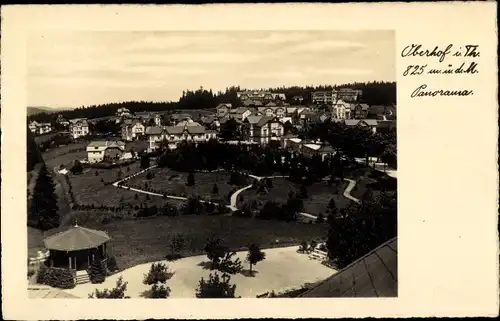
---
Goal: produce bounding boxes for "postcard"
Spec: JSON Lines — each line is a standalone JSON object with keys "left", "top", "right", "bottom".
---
{"left": 1, "top": 2, "right": 498, "bottom": 319}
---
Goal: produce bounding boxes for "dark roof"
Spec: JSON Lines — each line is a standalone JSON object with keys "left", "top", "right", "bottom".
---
{"left": 28, "top": 286, "right": 80, "bottom": 299}
{"left": 256, "top": 116, "right": 277, "bottom": 127}
{"left": 44, "top": 225, "right": 110, "bottom": 251}
{"left": 145, "top": 126, "right": 163, "bottom": 135}
{"left": 299, "top": 237, "right": 397, "bottom": 298}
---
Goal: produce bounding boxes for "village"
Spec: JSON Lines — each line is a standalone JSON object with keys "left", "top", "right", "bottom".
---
{"left": 27, "top": 85, "right": 397, "bottom": 299}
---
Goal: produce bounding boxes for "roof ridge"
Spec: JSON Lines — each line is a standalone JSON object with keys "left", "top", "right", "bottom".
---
{"left": 298, "top": 237, "right": 397, "bottom": 297}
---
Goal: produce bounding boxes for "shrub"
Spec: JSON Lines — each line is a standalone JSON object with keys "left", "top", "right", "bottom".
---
{"left": 315, "top": 213, "right": 325, "bottom": 223}
{"left": 246, "top": 244, "right": 266, "bottom": 273}
{"left": 187, "top": 172, "right": 195, "bottom": 186}
{"left": 134, "top": 193, "right": 139, "bottom": 200}
{"left": 170, "top": 234, "right": 185, "bottom": 255}
{"left": 88, "top": 256, "right": 106, "bottom": 284}
{"left": 95, "top": 170, "right": 99, "bottom": 176}
{"left": 106, "top": 255, "right": 118, "bottom": 273}
{"left": 38, "top": 267, "right": 76, "bottom": 289}
{"left": 196, "top": 272, "right": 237, "bottom": 298}
{"left": 212, "top": 183, "right": 219, "bottom": 194}
{"left": 89, "top": 276, "right": 130, "bottom": 298}
{"left": 204, "top": 237, "right": 229, "bottom": 269}
{"left": 218, "top": 251, "right": 243, "bottom": 275}
{"left": 146, "top": 171, "right": 153, "bottom": 180}
{"left": 298, "top": 240, "right": 309, "bottom": 253}
{"left": 143, "top": 262, "right": 173, "bottom": 285}
{"left": 150, "top": 282, "right": 171, "bottom": 298}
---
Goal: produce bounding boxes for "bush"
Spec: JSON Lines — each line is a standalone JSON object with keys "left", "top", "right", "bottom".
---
{"left": 196, "top": 272, "right": 237, "bottom": 298}
{"left": 315, "top": 213, "right": 325, "bottom": 223}
{"left": 38, "top": 267, "right": 76, "bottom": 289}
{"left": 89, "top": 256, "right": 106, "bottom": 284}
{"left": 89, "top": 276, "right": 130, "bottom": 298}
{"left": 143, "top": 262, "right": 173, "bottom": 285}
{"left": 146, "top": 171, "right": 154, "bottom": 180}
{"left": 151, "top": 282, "right": 171, "bottom": 298}
{"left": 212, "top": 183, "right": 219, "bottom": 194}
{"left": 170, "top": 234, "right": 185, "bottom": 255}
{"left": 218, "top": 251, "right": 243, "bottom": 275}
{"left": 106, "top": 255, "right": 118, "bottom": 273}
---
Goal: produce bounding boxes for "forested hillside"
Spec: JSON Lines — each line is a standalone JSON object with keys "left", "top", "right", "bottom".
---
{"left": 27, "top": 81, "right": 396, "bottom": 123}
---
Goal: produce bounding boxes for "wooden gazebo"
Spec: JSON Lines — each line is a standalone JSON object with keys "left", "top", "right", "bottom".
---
{"left": 43, "top": 224, "right": 111, "bottom": 271}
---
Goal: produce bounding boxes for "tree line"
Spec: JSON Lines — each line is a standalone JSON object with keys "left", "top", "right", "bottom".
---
{"left": 27, "top": 81, "right": 396, "bottom": 123}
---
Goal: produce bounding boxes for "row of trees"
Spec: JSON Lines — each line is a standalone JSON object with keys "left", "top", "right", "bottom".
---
{"left": 156, "top": 141, "right": 347, "bottom": 183}
{"left": 306, "top": 119, "right": 397, "bottom": 169}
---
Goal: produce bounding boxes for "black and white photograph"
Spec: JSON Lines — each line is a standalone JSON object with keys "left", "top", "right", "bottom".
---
{"left": 25, "top": 30, "right": 398, "bottom": 299}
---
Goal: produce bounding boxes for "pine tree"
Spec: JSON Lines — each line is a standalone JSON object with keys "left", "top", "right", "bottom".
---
{"left": 88, "top": 252, "right": 106, "bottom": 284}
{"left": 29, "top": 164, "right": 60, "bottom": 231}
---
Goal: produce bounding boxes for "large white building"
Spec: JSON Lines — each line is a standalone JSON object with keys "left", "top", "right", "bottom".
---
{"left": 86, "top": 140, "right": 126, "bottom": 163}
{"left": 243, "top": 115, "right": 285, "bottom": 145}
{"left": 312, "top": 88, "right": 362, "bottom": 105}
{"left": 69, "top": 118, "right": 90, "bottom": 139}
{"left": 145, "top": 120, "right": 218, "bottom": 152}
{"left": 331, "top": 99, "right": 353, "bottom": 120}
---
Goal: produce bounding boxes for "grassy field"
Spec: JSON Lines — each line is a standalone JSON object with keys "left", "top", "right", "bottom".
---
{"left": 68, "top": 163, "right": 168, "bottom": 208}
{"left": 50, "top": 215, "right": 328, "bottom": 271}
{"left": 239, "top": 178, "right": 353, "bottom": 215}
{"left": 125, "top": 167, "right": 237, "bottom": 201}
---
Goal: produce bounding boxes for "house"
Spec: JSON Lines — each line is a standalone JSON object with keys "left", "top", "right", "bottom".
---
{"left": 121, "top": 119, "right": 145, "bottom": 141}
{"left": 344, "top": 119, "right": 379, "bottom": 133}
{"left": 311, "top": 90, "right": 337, "bottom": 105}
{"left": 171, "top": 113, "right": 193, "bottom": 125}
{"left": 200, "top": 115, "right": 220, "bottom": 129}
{"left": 257, "top": 106, "right": 286, "bottom": 118}
{"left": 337, "top": 88, "right": 362, "bottom": 102}
{"left": 292, "top": 96, "right": 304, "bottom": 103}
{"left": 302, "top": 142, "right": 336, "bottom": 161}
{"left": 28, "top": 121, "right": 53, "bottom": 135}
{"left": 69, "top": 118, "right": 90, "bottom": 139}
{"left": 216, "top": 103, "right": 232, "bottom": 118}
{"left": 116, "top": 107, "right": 132, "bottom": 118}
{"left": 242, "top": 99, "right": 264, "bottom": 107}
{"left": 228, "top": 107, "right": 252, "bottom": 122}
{"left": 353, "top": 103, "right": 370, "bottom": 119}
{"left": 145, "top": 123, "right": 218, "bottom": 152}
{"left": 242, "top": 115, "right": 284, "bottom": 145}
{"left": 331, "top": 100, "right": 352, "bottom": 120}
{"left": 86, "top": 140, "right": 126, "bottom": 163}
{"left": 56, "top": 114, "right": 70, "bottom": 127}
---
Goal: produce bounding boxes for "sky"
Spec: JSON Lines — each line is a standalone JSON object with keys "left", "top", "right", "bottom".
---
{"left": 27, "top": 30, "right": 395, "bottom": 108}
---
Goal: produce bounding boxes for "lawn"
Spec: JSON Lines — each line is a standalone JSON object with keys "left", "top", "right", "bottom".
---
{"left": 125, "top": 167, "right": 237, "bottom": 201}
{"left": 40, "top": 215, "right": 328, "bottom": 271}
{"left": 239, "top": 178, "right": 353, "bottom": 216}
{"left": 68, "top": 163, "right": 171, "bottom": 209}
{"left": 42, "top": 142, "right": 88, "bottom": 169}
{"left": 347, "top": 166, "right": 397, "bottom": 200}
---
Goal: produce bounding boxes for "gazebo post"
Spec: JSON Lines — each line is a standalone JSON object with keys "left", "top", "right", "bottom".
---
{"left": 68, "top": 254, "right": 72, "bottom": 270}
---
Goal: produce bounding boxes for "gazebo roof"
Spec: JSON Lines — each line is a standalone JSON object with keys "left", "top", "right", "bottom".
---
{"left": 44, "top": 225, "right": 110, "bottom": 252}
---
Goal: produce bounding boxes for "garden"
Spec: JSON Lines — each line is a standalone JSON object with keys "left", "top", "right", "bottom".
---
{"left": 124, "top": 167, "right": 246, "bottom": 202}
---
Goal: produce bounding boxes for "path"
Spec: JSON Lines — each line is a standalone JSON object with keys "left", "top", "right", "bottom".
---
{"left": 343, "top": 178, "right": 361, "bottom": 204}
{"left": 64, "top": 246, "right": 335, "bottom": 299}
{"left": 112, "top": 165, "right": 233, "bottom": 210}
{"left": 111, "top": 167, "right": 361, "bottom": 217}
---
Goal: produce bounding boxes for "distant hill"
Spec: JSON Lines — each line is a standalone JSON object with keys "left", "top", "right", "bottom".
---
{"left": 27, "top": 106, "right": 73, "bottom": 116}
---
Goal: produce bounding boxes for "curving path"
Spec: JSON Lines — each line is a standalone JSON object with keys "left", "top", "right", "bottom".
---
{"left": 111, "top": 166, "right": 361, "bottom": 216}
{"left": 343, "top": 178, "right": 361, "bottom": 204}
{"left": 112, "top": 165, "right": 232, "bottom": 210}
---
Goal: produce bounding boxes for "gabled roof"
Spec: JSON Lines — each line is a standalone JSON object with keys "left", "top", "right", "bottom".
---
{"left": 299, "top": 237, "right": 397, "bottom": 298}
{"left": 216, "top": 103, "right": 232, "bottom": 109}
{"left": 356, "top": 103, "right": 370, "bottom": 110}
{"left": 362, "top": 119, "right": 379, "bottom": 126}
{"left": 345, "top": 119, "right": 361, "bottom": 126}
{"left": 265, "top": 102, "right": 277, "bottom": 107}
{"left": 145, "top": 126, "right": 163, "bottom": 135}
{"left": 28, "top": 286, "right": 80, "bottom": 299}
{"left": 86, "top": 140, "right": 125, "bottom": 152}
{"left": 256, "top": 116, "right": 279, "bottom": 127}
{"left": 246, "top": 115, "right": 263, "bottom": 124}
{"left": 44, "top": 225, "right": 111, "bottom": 251}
